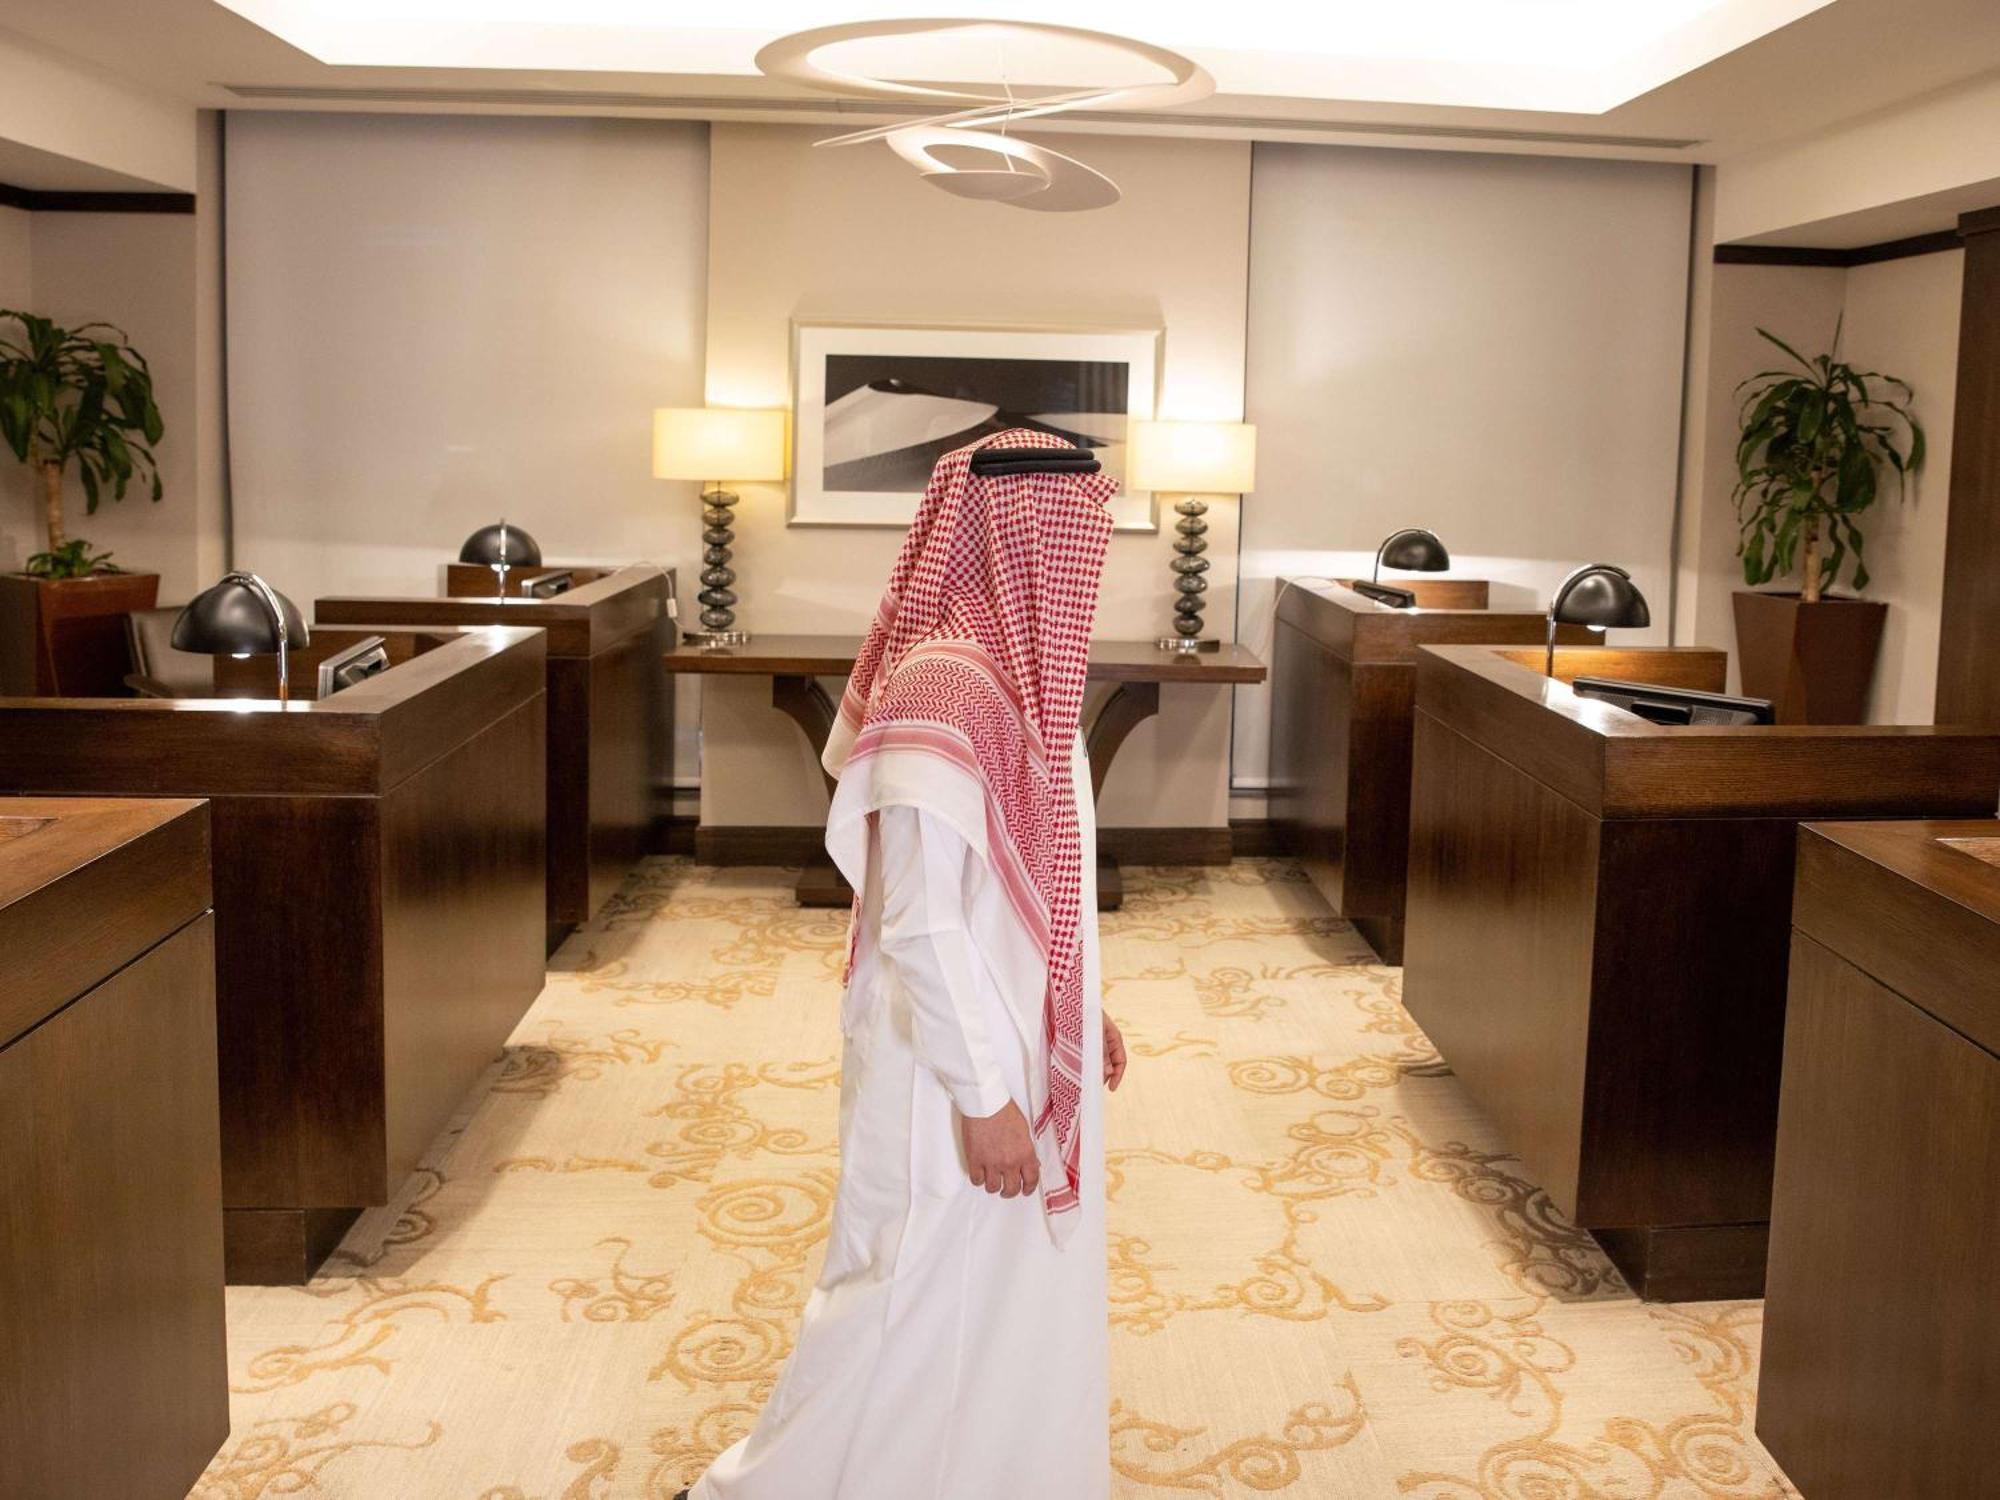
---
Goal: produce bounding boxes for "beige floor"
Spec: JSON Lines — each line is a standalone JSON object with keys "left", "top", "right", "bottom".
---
{"left": 194, "top": 858, "right": 1799, "bottom": 1499}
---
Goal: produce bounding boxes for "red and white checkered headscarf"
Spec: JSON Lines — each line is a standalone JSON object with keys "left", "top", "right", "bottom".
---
{"left": 823, "top": 427, "right": 1115, "bottom": 1236}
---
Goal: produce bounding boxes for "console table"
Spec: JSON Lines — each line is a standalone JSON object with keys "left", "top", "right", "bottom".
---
{"left": 664, "top": 635, "right": 1265, "bottom": 908}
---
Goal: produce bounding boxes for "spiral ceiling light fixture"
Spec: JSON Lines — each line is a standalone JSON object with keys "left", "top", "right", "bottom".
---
{"left": 755, "top": 19, "right": 1215, "bottom": 211}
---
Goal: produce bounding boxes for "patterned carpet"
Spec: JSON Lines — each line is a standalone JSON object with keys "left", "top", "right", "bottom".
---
{"left": 194, "top": 858, "right": 1799, "bottom": 1499}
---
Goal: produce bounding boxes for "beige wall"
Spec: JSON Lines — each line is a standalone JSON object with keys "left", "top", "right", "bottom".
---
{"left": 1679, "top": 262, "right": 1848, "bottom": 685}
{"left": 23, "top": 210, "right": 202, "bottom": 596}
{"left": 224, "top": 112, "right": 710, "bottom": 773}
{"left": 0, "top": 204, "right": 26, "bottom": 303}
{"left": 1679, "top": 253, "right": 1961, "bottom": 719}
{"left": 1827, "top": 251, "right": 1962, "bottom": 723}
{"left": 226, "top": 113, "right": 710, "bottom": 601}
{"left": 0, "top": 204, "right": 28, "bottom": 563}
{"left": 1236, "top": 144, "right": 1695, "bottom": 797}
{"left": 699, "top": 124, "right": 1252, "bottom": 830}
{"left": 0, "top": 117, "right": 224, "bottom": 596}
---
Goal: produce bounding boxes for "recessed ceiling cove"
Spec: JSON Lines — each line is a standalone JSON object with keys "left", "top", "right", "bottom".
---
{"left": 755, "top": 19, "right": 1214, "bottom": 212}
{"left": 211, "top": 1, "right": 1839, "bottom": 115}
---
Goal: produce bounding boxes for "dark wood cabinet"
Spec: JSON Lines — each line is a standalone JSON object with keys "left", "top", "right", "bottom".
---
{"left": 317, "top": 563, "right": 673, "bottom": 944}
{"left": 0, "top": 570, "right": 161, "bottom": 696}
{"left": 1267, "top": 577, "right": 1593, "bottom": 962}
{"left": 0, "top": 627, "right": 549, "bottom": 1282}
{"left": 0, "top": 798, "right": 227, "bottom": 1499}
{"left": 1400, "top": 644, "right": 2000, "bottom": 1299}
{"left": 1757, "top": 821, "right": 2000, "bottom": 1497}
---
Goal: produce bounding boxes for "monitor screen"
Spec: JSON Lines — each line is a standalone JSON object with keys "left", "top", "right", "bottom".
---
{"left": 1570, "top": 676, "right": 1775, "bottom": 726}
{"left": 316, "top": 636, "right": 391, "bottom": 698}
{"left": 522, "top": 570, "right": 573, "bottom": 598}
{"left": 1349, "top": 580, "right": 1417, "bottom": 609}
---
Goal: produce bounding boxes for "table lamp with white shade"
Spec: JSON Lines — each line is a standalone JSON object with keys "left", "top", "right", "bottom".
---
{"left": 652, "top": 407, "right": 788, "bottom": 645}
{"left": 1126, "top": 419, "right": 1257, "bottom": 652}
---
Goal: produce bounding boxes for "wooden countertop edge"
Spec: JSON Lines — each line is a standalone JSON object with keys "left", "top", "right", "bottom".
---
{"left": 316, "top": 565, "right": 668, "bottom": 657}
{"left": 0, "top": 798, "right": 211, "bottom": 1049}
{"left": 1793, "top": 821, "right": 2000, "bottom": 1054}
{"left": 1415, "top": 645, "right": 2000, "bottom": 818}
{"left": 664, "top": 637, "right": 1267, "bottom": 684}
{"left": 0, "top": 629, "right": 548, "bottom": 798}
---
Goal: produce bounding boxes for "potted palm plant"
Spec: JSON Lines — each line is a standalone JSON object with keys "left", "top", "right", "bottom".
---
{"left": 0, "top": 310, "right": 166, "bottom": 695}
{"left": 1731, "top": 322, "right": 1923, "bottom": 724}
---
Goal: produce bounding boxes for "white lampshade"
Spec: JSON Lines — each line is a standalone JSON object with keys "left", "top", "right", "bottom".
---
{"left": 1126, "top": 420, "right": 1257, "bottom": 494}
{"left": 652, "top": 407, "right": 789, "bottom": 483}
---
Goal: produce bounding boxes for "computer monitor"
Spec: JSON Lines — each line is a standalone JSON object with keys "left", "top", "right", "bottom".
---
{"left": 1571, "top": 676, "right": 1775, "bottom": 726}
{"left": 315, "top": 636, "right": 391, "bottom": 698}
{"left": 521, "top": 570, "right": 573, "bottom": 598}
{"left": 1349, "top": 580, "right": 1417, "bottom": 609}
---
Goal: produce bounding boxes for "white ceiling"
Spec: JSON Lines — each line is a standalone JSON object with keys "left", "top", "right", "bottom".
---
{"left": 1, "top": 0, "right": 1997, "bottom": 201}
{"left": 205, "top": 0, "right": 1838, "bottom": 114}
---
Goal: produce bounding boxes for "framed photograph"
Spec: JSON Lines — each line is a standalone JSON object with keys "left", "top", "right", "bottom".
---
{"left": 790, "top": 321, "right": 1162, "bottom": 530}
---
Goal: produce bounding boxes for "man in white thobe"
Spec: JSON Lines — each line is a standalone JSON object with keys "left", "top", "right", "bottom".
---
{"left": 682, "top": 431, "right": 1124, "bottom": 1500}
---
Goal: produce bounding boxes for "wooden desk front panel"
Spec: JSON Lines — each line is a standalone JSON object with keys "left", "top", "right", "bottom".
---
{"left": 1271, "top": 590, "right": 1593, "bottom": 961}
{"left": 555, "top": 618, "right": 668, "bottom": 926}
{"left": 210, "top": 693, "right": 547, "bottom": 1213}
{"left": 1405, "top": 674, "right": 2000, "bottom": 1244}
{"left": 0, "top": 638, "right": 549, "bottom": 1279}
{"left": 1758, "top": 933, "right": 1998, "bottom": 1498}
{"left": 1269, "top": 618, "right": 1351, "bottom": 908}
{"left": 209, "top": 793, "right": 388, "bottom": 1210}
{"left": 1581, "top": 815, "right": 1798, "bottom": 1227}
{"left": 320, "top": 581, "right": 671, "bottom": 928}
{"left": 1326, "top": 658, "right": 1415, "bottom": 928}
{"left": 380, "top": 694, "right": 547, "bottom": 1189}
{"left": 1403, "top": 712, "right": 1600, "bottom": 1215}
{"left": 0, "top": 916, "right": 227, "bottom": 1500}
{"left": 1272, "top": 600, "right": 1429, "bottom": 930}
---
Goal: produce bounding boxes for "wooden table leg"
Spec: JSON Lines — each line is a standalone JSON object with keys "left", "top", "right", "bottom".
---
{"left": 771, "top": 674, "right": 850, "bottom": 906}
{"left": 1084, "top": 681, "right": 1160, "bottom": 911}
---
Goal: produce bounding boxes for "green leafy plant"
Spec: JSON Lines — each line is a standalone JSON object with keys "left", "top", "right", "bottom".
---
{"left": 0, "top": 309, "right": 165, "bottom": 572}
{"left": 26, "top": 540, "right": 121, "bottom": 580}
{"left": 1733, "top": 320, "right": 1923, "bottom": 603}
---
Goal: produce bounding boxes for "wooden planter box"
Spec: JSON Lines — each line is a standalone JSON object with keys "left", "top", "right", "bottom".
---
{"left": 1732, "top": 590, "right": 1887, "bottom": 725}
{"left": 0, "top": 571, "right": 160, "bottom": 697}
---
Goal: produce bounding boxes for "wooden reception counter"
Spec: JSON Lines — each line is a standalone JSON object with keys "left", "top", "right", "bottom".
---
{"left": 1, "top": 799, "right": 227, "bottom": 1498}
{"left": 1757, "top": 821, "right": 2000, "bottom": 1497}
{"left": 318, "top": 564, "right": 672, "bottom": 943}
{"left": 1401, "top": 644, "right": 2000, "bottom": 1300}
{"left": 1268, "top": 577, "right": 1594, "bottom": 961}
{"left": 0, "top": 627, "right": 547, "bottom": 1283}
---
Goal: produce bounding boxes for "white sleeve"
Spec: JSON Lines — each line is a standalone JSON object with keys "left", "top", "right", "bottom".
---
{"left": 876, "top": 805, "right": 1013, "bottom": 1119}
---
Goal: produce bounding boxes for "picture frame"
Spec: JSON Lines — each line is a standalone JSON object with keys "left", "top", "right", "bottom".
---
{"left": 789, "top": 320, "right": 1163, "bottom": 530}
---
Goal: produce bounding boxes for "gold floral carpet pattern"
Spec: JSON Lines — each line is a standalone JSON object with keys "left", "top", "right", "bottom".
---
{"left": 197, "top": 858, "right": 1799, "bottom": 1499}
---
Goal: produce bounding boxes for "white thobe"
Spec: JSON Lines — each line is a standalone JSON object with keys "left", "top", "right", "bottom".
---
{"left": 692, "top": 738, "right": 1108, "bottom": 1500}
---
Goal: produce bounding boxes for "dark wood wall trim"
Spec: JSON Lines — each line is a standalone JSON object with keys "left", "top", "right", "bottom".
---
{"left": 1715, "top": 228, "right": 1964, "bottom": 268}
{"left": 1714, "top": 243, "right": 1850, "bottom": 268}
{"left": 1935, "top": 208, "right": 2000, "bottom": 725}
{"left": 0, "top": 182, "right": 196, "bottom": 215}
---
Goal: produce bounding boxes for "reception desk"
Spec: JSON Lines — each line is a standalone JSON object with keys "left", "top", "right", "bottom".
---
{"left": 1757, "top": 821, "right": 1999, "bottom": 1496}
{"left": 0, "top": 627, "right": 547, "bottom": 1282}
{"left": 1, "top": 799, "right": 227, "bottom": 1498}
{"left": 318, "top": 564, "right": 672, "bottom": 943}
{"left": 1268, "top": 577, "right": 1594, "bottom": 961}
{"left": 1401, "top": 644, "right": 2000, "bottom": 1299}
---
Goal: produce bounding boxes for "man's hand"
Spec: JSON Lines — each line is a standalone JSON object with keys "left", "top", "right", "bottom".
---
{"left": 1104, "top": 1014, "right": 1128, "bottom": 1092}
{"left": 961, "top": 1101, "right": 1039, "bottom": 1198}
